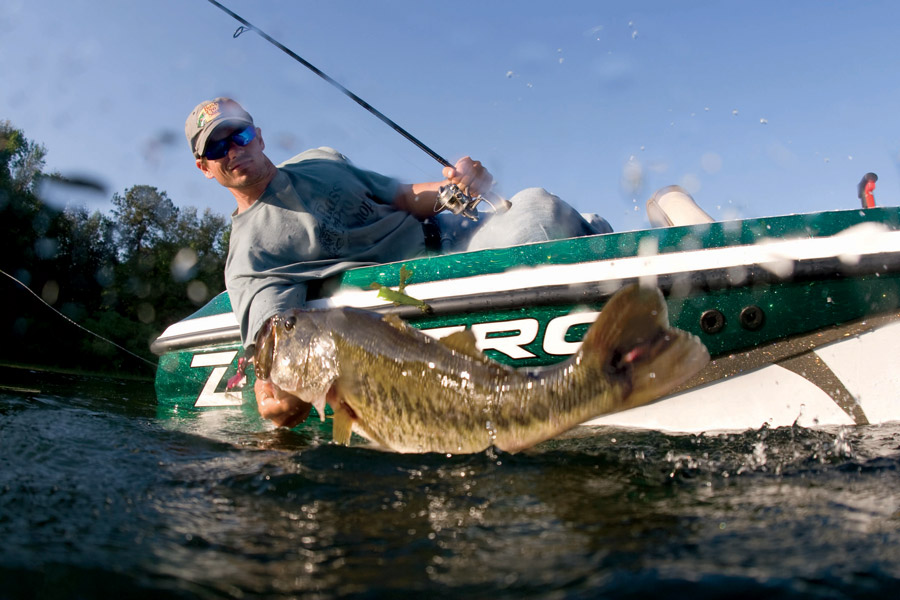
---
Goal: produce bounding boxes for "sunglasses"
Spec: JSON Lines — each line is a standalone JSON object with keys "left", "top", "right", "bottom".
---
{"left": 202, "top": 126, "right": 256, "bottom": 160}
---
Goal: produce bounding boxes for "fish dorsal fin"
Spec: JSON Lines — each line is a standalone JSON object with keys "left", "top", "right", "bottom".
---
{"left": 439, "top": 330, "right": 483, "bottom": 359}
{"left": 331, "top": 401, "right": 355, "bottom": 446}
{"left": 382, "top": 313, "right": 414, "bottom": 332}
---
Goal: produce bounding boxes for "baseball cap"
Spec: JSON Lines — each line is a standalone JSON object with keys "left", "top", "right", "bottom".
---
{"left": 185, "top": 97, "right": 255, "bottom": 158}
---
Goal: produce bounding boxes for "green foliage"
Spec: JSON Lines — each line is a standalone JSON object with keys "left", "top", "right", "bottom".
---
{"left": 0, "top": 119, "right": 46, "bottom": 193}
{"left": 0, "top": 121, "right": 230, "bottom": 375}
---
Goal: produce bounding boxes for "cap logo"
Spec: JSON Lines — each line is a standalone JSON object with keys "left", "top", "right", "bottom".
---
{"left": 197, "top": 102, "right": 222, "bottom": 129}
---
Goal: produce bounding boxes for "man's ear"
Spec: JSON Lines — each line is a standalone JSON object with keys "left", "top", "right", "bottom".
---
{"left": 196, "top": 158, "right": 216, "bottom": 180}
{"left": 256, "top": 126, "right": 265, "bottom": 151}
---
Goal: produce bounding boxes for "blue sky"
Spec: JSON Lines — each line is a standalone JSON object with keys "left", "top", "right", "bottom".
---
{"left": 3, "top": 0, "right": 898, "bottom": 232}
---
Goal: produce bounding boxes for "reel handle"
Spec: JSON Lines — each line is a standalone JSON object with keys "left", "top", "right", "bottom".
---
{"left": 485, "top": 191, "right": 513, "bottom": 213}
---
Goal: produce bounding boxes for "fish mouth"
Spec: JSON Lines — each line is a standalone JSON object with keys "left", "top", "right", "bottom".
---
{"left": 254, "top": 317, "right": 277, "bottom": 380}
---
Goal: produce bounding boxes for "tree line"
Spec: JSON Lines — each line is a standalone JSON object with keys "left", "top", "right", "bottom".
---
{"left": 1, "top": 120, "right": 229, "bottom": 376}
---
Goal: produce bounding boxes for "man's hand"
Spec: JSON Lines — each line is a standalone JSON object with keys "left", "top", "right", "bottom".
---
{"left": 442, "top": 156, "right": 493, "bottom": 197}
{"left": 255, "top": 378, "right": 312, "bottom": 428}
{"left": 397, "top": 156, "right": 495, "bottom": 218}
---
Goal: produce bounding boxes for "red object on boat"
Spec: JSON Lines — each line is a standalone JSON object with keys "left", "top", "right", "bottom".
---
{"left": 858, "top": 172, "right": 878, "bottom": 209}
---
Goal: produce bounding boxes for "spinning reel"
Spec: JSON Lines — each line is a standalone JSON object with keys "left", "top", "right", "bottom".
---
{"left": 436, "top": 184, "right": 511, "bottom": 221}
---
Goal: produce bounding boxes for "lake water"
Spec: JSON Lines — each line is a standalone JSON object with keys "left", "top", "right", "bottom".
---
{"left": 2, "top": 366, "right": 899, "bottom": 599}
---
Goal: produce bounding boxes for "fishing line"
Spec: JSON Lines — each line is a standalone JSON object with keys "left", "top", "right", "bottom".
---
{"left": 204, "top": 0, "right": 453, "bottom": 169}
{"left": 2, "top": 268, "right": 157, "bottom": 371}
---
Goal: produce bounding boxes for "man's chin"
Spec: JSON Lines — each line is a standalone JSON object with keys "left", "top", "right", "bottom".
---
{"left": 225, "top": 172, "right": 261, "bottom": 190}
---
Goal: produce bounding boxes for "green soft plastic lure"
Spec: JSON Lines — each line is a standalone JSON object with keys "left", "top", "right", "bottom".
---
{"left": 370, "top": 265, "right": 432, "bottom": 313}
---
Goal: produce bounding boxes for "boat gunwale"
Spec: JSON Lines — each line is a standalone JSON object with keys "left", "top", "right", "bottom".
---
{"left": 151, "top": 248, "right": 900, "bottom": 355}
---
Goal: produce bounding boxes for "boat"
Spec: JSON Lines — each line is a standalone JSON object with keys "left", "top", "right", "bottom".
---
{"left": 151, "top": 188, "right": 900, "bottom": 435}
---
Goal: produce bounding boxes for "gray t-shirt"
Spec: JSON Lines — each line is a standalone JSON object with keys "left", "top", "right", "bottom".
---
{"left": 225, "top": 147, "right": 426, "bottom": 348}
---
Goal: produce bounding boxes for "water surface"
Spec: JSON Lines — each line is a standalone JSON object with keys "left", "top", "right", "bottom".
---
{"left": 2, "top": 367, "right": 898, "bottom": 599}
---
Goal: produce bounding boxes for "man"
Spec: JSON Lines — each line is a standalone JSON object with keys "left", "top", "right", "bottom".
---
{"left": 186, "top": 97, "right": 607, "bottom": 427}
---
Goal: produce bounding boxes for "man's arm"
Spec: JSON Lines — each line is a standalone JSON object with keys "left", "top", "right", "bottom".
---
{"left": 393, "top": 180, "right": 445, "bottom": 218}
{"left": 393, "top": 156, "right": 493, "bottom": 218}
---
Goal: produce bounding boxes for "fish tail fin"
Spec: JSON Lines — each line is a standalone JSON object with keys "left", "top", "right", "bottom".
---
{"left": 579, "top": 283, "right": 708, "bottom": 411}
{"left": 497, "top": 284, "right": 708, "bottom": 452}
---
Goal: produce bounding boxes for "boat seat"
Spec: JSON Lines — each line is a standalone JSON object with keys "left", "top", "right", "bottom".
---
{"left": 646, "top": 185, "right": 715, "bottom": 227}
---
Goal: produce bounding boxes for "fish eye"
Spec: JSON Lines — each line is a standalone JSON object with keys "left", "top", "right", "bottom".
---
{"left": 284, "top": 315, "right": 296, "bottom": 330}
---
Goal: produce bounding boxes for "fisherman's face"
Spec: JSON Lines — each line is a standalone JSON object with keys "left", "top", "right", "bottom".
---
{"left": 196, "top": 125, "right": 269, "bottom": 190}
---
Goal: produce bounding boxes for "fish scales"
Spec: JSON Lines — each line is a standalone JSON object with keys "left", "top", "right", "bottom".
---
{"left": 256, "top": 283, "right": 709, "bottom": 453}
{"left": 330, "top": 323, "right": 542, "bottom": 452}
{"left": 327, "top": 314, "right": 625, "bottom": 452}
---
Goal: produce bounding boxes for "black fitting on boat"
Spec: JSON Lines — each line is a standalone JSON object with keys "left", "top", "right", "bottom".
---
{"left": 739, "top": 305, "right": 766, "bottom": 331}
{"left": 700, "top": 309, "right": 726, "bottom": 334}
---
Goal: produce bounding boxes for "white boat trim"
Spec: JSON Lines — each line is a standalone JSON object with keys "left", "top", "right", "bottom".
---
{"left": 324, "top": 224, "right": 899, "bottom": 309}
{"left": 153, "top": 225, "right": 900, "bottom": 345}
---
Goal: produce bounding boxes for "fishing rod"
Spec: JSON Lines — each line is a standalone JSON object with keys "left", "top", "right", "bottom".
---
{"left": 204, "top": 0, "right": 508, "bottom": 220}
{"left": 2, "top": 268, "right": 157, "bottom": 372}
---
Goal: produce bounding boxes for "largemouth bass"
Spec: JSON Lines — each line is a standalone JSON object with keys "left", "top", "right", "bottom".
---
{"left": 254, "top": 283, "right": 708, "bottom": 453}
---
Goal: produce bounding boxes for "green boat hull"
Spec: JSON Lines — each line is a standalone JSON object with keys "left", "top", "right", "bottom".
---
{"left": 152, "top": 207, "right": 900, "bottom": 433}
